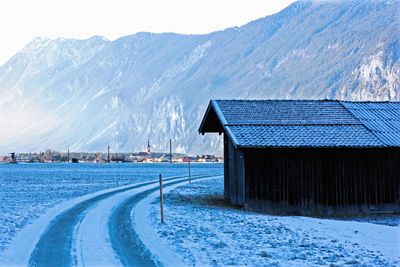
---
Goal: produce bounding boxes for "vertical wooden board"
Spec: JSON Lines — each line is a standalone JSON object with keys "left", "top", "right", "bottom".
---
{"left": 322, "top": 150, "right": 327, "bottom": 209}
{"left": 387, "top": 149, "right": 393, "bottom": 203}
{"left": 335, "top": 150, "right": 339, "bottom": 207}
{"left": 318, "top": 151, "right": 323, "bottom": 211}
{"left": 228, "top": 139, "right": 236, "bottom": 205}
{"left": 244, "top": 150, "right": 250, "bottom": 206}
{"left": 380, "top": 149, "right": 385, "bottom": 204}
{"left": 264, "top": 150, "right": 270, "bottom": 208}
{"left": 343, "top": 153, "right": 347, "bottom": 207}
{"left": 257, "top": 151, "right": 264, "bottom": 211}
{"left": 357, "top": 150, "right": 363, "bottom": 207}
{"left": 288, "top": 152, "right": 292, "bottom": 206}
{"left": 374, "top": 158, "right": 378, "bottom": 206}
{"left": 395, "top": 150, "right": 398, "bottom": 204}
{"left": 338, "top": 155, "right": 343, "bottom": 207}
{"left": 301, "top": 150, "right": 306, "bottom": 208}
{"left": 305, "top": 149, "right": 310, "bottom": 210}
{"left": 354, "top": 150, "right": 359, "bottom": 206}
{"left": 254, "top": 151, "right": 259, "bottom": 210}
{"left": 367, "top": 152, "right": 373, "bottom": 205}
{"left": 284, "top": 150, "right": 288, "bottom": 208}
{"left": 393, "top": 149, "right": 400, "bottom": 204}
{"left": 271, "top": 152, "right": 275, "bottom": 203}
{"left": 286, "top": 152, "right": 290, "bottom": 207}
{"left": 310, "top": 150, "right": 314, "bottom": 207}
{"left": 261, "top": 151, "right": 266, "bottom": 210}
{"left": 278, "top": 149, "right": 282, "bottom": 209}
{"left": 236, "top": 149, "right": 245, "bottom": 206}
{"left": 249, "top": 151, "right": 257, "bottom": 209}
{"left": 274, "top": 150, "right": 278, "bottom": 204}
{"left": 330, "top": 150, "right": 334, "bottom": 206}
{"left": 224, "top": 133, "right": 230, "bottom": 200}
{"left": 362, "top": 150, "right": 367, "bottom": 205}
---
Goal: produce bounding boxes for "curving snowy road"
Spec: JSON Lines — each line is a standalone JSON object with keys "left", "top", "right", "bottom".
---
{"left": 1, "top": 174, "right": 218, "bottom": 266}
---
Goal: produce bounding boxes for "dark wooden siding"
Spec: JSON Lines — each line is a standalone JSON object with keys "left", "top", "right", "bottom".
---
{"left": 241, "top": 148, "right": 400, "bottom": 216}
{"left": 226, "top": 136, "right": 245, "bottom": 206}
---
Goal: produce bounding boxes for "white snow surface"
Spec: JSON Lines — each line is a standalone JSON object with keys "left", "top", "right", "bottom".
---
{"left": 73, "top": 179, "right": 191, "bottom": 267}
{"left": 0, "top": 182, "right": 135, "bottom": 266}
{"left": 144, "top": 177, "right": 400, "bottom": 266}
{"left": 72, "top": 189, "right": 128, "bottom": 267}
{"left": 1, "top": 175, "right": 195, "bottom": 266}
{"left": 1, "top": 167, "right": 399, "bottom": 266}
{"left": 133, "top": 178, "right": 223, "bottom": 266}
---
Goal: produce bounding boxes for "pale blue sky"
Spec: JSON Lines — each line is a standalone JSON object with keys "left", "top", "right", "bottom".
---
{"left": 0, "top": 0, "right": 296, "bottom": 65}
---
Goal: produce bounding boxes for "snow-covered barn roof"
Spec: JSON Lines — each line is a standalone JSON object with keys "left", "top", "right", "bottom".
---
{"left": 198, "top": 100, "right": 400, "bottom": 148}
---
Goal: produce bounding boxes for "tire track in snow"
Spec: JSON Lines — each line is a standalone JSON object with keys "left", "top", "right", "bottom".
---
{"left": 108, "top": 178, "right": 205, "bottom": 266}
{"left": 26, "top": 173, "right": 217, "bottom": 266}
{"left": 28, "top": 182, "right": 152, "bottom": 266}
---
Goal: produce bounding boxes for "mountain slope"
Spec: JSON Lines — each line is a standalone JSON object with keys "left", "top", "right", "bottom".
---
{"left": 0, "top": 0, "right": 399, "bottom": 154}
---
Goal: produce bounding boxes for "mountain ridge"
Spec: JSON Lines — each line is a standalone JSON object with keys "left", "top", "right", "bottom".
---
{"left": 0, "top": 0, "right": 399, "bottom": 154}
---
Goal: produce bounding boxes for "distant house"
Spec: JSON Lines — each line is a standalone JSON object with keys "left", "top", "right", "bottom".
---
{"left": 182, "top": 157, "right": 191, "bottom": 162}
{"left": 111, "top": 156, "right": 125, "bottom": 162}
{"left": 199, "top": 100, "right": 400, "bottom": 215}
{"left": 137, "top": 152, "right": 150, "bottom": 157}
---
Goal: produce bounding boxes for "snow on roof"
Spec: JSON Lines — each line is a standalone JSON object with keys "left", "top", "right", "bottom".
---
{"left": 198, "top": 100, "right": 400, "bottom": 148}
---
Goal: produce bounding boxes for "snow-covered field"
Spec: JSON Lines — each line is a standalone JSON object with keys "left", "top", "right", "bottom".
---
{"left": 1, "top": 163, "right": 399, "bottom": 266}
{"left": 0, "top": 163, "right": 222, "bottom": 257}
{"left": 148, "top": 177, "right": 400, "bottom": 266}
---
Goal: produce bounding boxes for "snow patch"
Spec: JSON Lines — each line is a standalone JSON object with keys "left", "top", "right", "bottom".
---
{"left": 149, "top": 177, "right": 400, "bottom": 266}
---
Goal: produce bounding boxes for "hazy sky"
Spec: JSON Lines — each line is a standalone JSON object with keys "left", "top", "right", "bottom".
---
{"left": 0, "top": 0, "right": 296, "bottom": 66}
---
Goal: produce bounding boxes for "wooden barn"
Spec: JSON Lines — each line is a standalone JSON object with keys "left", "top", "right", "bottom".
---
{"left": 199, "top": 100, "right": 400, "bottom": 215}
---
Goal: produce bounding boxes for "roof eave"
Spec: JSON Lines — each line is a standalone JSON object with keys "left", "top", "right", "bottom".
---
{"left": 211, "top": 102, "right": 240, "bottom": 148}
{"left": 211, "top": 100, "right": 228, "bottom": 125}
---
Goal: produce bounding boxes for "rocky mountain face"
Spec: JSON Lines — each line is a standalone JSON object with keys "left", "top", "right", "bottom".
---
{"left": 0, "top": 0, "right": 399, "bottom": 154}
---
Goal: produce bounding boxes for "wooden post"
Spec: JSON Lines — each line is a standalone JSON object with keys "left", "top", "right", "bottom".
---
{"left": 159, "top": 174, "right": 164, "bottom": 223}
{"left": 169, "top": 139, "right": 172, "bottom": 164}
{"left": 189, "top": 161, "right": 191, "bottom": 183}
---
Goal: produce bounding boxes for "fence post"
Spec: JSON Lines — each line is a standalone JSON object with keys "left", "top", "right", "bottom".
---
{"left": 159, "top": 174, "right": 164, "bottom": 223}
{"left": 189, "top": 161, "right": 191, "bottom": 183}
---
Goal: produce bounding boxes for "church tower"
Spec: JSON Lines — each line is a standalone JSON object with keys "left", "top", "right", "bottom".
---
{"left": 147, "top": 140, "right": 151, "bottom": 154}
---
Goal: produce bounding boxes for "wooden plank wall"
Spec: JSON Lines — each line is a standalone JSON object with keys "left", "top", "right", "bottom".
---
{"left": 243, "top": 148, "right": 400, "bottom": 216}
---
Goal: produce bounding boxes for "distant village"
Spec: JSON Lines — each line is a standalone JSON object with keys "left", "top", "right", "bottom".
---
{"left": 0, "top": 142, "right": 223, "bottom": 164}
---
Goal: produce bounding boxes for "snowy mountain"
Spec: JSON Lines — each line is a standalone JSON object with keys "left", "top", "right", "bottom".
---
{"left": 0, "top": 0, "right": 399, "bottom": 154}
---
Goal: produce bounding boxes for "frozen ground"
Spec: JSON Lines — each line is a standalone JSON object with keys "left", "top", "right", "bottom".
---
{"left": 1, "top": 163, "right": 399, "bottom": 266}
{"left": 147, "top": 177, "right": 400, "bottom": 266}
{"left": 0, "top": 163, "right": 221, "bottom": 257}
